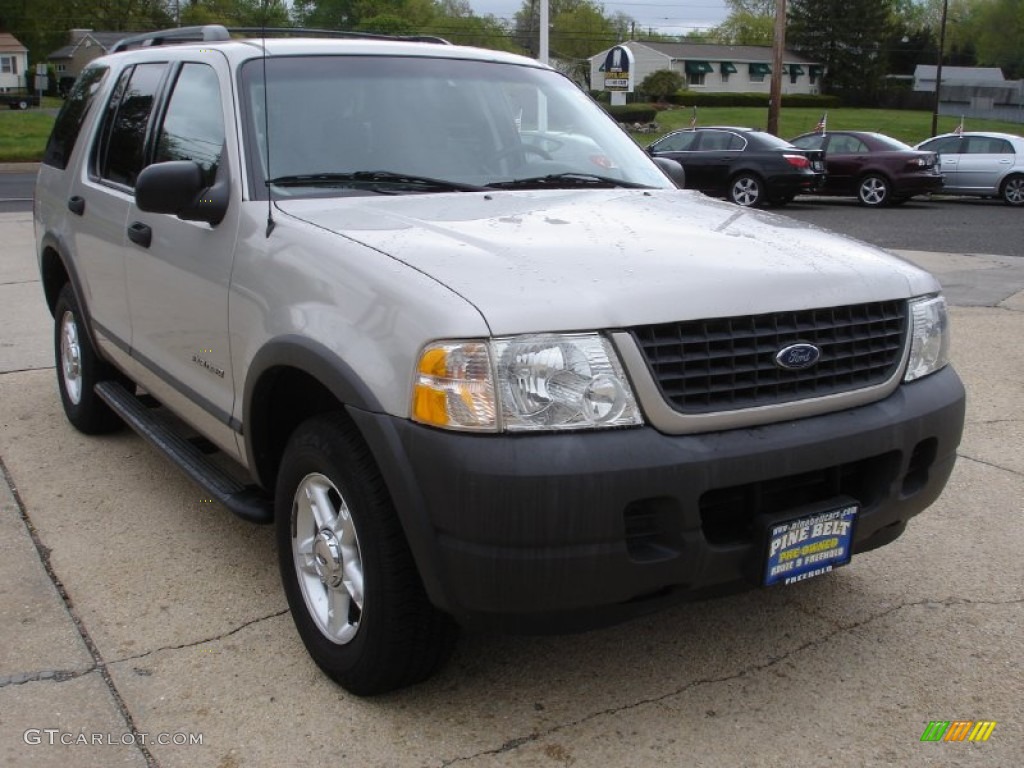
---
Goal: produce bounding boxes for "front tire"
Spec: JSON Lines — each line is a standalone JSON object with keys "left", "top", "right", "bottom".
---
{"left": 728, "top": 173, "right": 764, "bottom": 207}
{"left": 53, "top": 284, "right": 124, "bottom": 434}
{"left": 1000, "top": 174, "right": 1024, "bottom": 206}
{"left": 275, "top": 413, "right": 457, "bottom": 695}
{"left": 858, "top": 174, "right": 891, "bottom": 207}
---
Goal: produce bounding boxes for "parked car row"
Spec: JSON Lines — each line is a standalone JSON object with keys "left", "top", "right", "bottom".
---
{"left": 647, "top": 127, "right": 1024, "bottom": 208}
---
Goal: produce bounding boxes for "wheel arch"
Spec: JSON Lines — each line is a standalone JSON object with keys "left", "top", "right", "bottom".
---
{"left": 39, "top": 234, "right": 107, "bottom": 356}
{"left": 999, "top": 172, "right": 1024, "bottom": 204}
{"left": 243, "top": 337, "right": 383, "bottom": 491}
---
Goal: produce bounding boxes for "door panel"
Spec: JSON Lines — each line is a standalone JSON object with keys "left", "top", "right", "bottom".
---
{"left": 123, "top": 58, "right": 243, "bottom": 457}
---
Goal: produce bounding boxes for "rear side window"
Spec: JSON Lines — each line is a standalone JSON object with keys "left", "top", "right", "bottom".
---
{"left": 42, "top": 67, "right": 108, "bottom": 170}
{"left": 920, "top": 136, "right": 962, "bottom": 155}
{"left": 96, "top": 62, "right": 167, "bottom": 187}
{"left": 964, "top": 137, "right": 1013, "bottom": 155}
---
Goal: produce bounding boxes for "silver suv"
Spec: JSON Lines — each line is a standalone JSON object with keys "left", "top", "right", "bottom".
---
{"left": 35, "top": 26, "right": 965, "bottom": 695}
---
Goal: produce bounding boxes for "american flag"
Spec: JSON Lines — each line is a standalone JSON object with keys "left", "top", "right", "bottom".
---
{"left": 689, "top": 105, "right": 698, "bottom": 129}
{"left": 815, "top": 112, "right": 827, "bottom": 134}
{"left": 954, "top": 115, "right": 964, "bottom": 136}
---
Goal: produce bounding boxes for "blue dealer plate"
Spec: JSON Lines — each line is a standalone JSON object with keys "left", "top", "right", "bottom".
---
{"left": 764, "top": 503, "right": 857, "bottom": 586}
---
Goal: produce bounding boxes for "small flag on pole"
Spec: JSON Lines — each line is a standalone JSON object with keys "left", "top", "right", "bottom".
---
{"left": 689, "top": 105, "right": 698, "bottom": 129}
{"left": 954, "top": 115, "right": 964, "bottom": 135}
{"left": 815, "top": 112, "right": 827, "bottom": 134}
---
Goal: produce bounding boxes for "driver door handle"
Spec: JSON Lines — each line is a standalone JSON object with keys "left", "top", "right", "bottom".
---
{"left": 127, "top": 221, "right": 152, "bottom": 248}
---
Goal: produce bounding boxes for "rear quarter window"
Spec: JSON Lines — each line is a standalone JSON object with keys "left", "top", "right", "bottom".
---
{"left": 42, "top": 67, "right": 109, "bottom": 170}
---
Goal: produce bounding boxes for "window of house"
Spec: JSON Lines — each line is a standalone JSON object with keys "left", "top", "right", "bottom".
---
{"left": 0, "top": 56, "right": 15, "bottom": 74}
{"left": 687, "top": 72, "right": 705, "bottom": 87}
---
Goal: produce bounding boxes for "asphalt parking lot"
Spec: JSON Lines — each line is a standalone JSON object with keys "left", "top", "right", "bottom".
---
{"left": 1, "top": 203, "right": 1022, "bottom": 767}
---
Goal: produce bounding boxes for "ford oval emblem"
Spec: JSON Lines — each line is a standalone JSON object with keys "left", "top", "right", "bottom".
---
{"left": 775, "top": 342, "right": 821, "bottom": 370}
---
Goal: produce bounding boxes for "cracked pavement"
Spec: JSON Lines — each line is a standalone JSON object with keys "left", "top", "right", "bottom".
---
{"left": 1, "top": 209, "right": 1022, "bottom": 766}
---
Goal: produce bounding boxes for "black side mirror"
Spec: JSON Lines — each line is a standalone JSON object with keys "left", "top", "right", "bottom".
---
{"left": 653, "top": 156, "right": 686, "bottom": 188}
{"left": 135, "top": 157, "right": 230, "bottom": 226}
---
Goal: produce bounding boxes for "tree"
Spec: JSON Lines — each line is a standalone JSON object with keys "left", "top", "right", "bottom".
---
{"left": 181, "top": 0, "right": 290, "bottom": 26}
{"left": 970, "top": 0, "right": 1024, "bottom": 78}
{"left": 788, "top": 0, "right": 897, "bottom": 97}
{"left": 639, "top": 68, "right": 684, "bottom": 101}
{"left": 708, "top": 10, "right": 774, "bottom": 45}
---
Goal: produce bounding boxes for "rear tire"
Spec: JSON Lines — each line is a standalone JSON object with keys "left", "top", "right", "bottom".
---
{"left": 1001, "top": 174, "right": 1024, "bottom": 206}
{"left": 53, "top": 284, "right": 124, "bottom": 434}
{"left": 858, "top": 174, "right": 891, "bottom": 207}
{"left": 728, "top": 173, "right": 764, "bottom": 207}
{"left": 275, "top": 413, "right": 457, "bottom": 695}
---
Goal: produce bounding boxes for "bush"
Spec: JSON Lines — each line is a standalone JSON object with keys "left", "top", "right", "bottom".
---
{"left": 665, "top": 92, "right": 841, "bottom": 109}
{"left": 603, "top": 104, "right": 658, "bottom": 123}
{"left": 639, "top": 69, "right": 685, "bottom": 102}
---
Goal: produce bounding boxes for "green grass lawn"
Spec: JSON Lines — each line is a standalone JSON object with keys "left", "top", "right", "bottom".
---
{"left": 0, "top": 101, "right": 1021, "bottom": 163}
{"left": 633, "top": 106, "right": 1024, "bottom": 146}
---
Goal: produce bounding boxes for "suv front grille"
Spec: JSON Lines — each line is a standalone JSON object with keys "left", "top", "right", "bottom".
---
{"left": 631, "top": 300, "right": 908, "bottom": 413}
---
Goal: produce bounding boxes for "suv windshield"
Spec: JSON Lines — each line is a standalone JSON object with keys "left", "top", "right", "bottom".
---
{"left": 241, "top": 55, "right": 672, "bottom": 197}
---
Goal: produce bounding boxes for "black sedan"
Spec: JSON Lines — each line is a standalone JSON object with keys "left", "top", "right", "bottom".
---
{"left": 789, "top": 130, "right": 943, "bottom": 206}
{"left": 646, "top": 127, "right": 825, "bottom": 207}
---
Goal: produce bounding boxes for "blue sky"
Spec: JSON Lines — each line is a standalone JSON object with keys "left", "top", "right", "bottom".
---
{"left": 466, "top": 0, "right": 730, "bottom": 35}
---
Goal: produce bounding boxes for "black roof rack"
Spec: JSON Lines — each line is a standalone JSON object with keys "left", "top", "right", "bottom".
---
{"left": 109, "top": 25, "right": 450, "bottom": 53}
{"left": 110, "top": 25, "right": 231, "bottom": 52}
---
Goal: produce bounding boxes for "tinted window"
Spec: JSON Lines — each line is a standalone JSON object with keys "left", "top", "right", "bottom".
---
{"left": 654, "top": 131, "right": 698, "bottom": 152}
{"left": 791, "top": 135, "right": 824, "bottom": 150}
{"left": 964, "top": 137, "right": 1013, "bottom": 154}
{"left": 919, "top": 136, "right": 962, "bottom": 154}
{"left": 829, "top": 135, "right": 869, "bottom": 154}
{"left": 42, "top": 67, "right": 108, "bottom": 170}
{"left": 155, "top": 64, "right": 225, "bottom": 186}
{"left": 868, "top": 133, "right": 912, "bottom": 151}
{"left": 99, "top": 63, "right": 166, "bottom": 187}
{"left": 699, "top": 131, "right": 743, "bottom": 151}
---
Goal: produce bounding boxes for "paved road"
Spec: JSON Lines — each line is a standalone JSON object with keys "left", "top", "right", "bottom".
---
{"left": 0, "top": 172, "right": 36, "bottom": 214}
{"left": 778, "top": 196, "right": 1023, "bottom": 257}
{"left": 1, "top": 209, "right": 1022, "bottom": 767}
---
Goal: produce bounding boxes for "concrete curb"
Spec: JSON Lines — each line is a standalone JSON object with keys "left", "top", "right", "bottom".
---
{"left": 0, "top": 162, "right": 41, "bottom": 173}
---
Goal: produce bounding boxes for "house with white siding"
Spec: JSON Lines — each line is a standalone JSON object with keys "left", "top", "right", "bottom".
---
{"left": 589, "top": 41, "right": 823, "bottom": 96}
{"left": 0, "top": 33, "right": 29, "bottom": 93}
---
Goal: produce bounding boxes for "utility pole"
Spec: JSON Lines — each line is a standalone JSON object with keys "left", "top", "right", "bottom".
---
{"left": 767, "top": 0, "right": 786, "bottom": 136}
{"left": 539, "top": 0, "right": 549, "bottom": 65}
{"left": 930, "top": 0, "right": 949, "bottom": 137}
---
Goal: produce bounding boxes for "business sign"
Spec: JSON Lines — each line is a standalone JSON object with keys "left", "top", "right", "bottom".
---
{"left": 599, "top": 45, "right": 634, "bottom": 93}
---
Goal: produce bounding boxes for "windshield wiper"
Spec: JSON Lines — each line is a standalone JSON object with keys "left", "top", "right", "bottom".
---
{"left": 486, "top": 173, "right": 651, "bottom": 190}
{"left": 266, "top": 171, "right": 488, "bottom": 192}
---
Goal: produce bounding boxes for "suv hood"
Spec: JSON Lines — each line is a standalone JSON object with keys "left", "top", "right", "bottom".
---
{"left": 278, "top": 190, "right": 938, "bottom": 335}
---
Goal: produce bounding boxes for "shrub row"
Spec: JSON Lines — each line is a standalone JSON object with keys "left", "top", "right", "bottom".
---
{"left": 664, "top": 92, "right": 842, "bottom": 108}
{"left": 604, "top": 104, "right": 659, "bottom": 123}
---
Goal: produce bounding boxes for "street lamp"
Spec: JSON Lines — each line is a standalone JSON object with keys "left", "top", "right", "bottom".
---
{"left": 930, "top": 0, "right": 949, "bottom": 137}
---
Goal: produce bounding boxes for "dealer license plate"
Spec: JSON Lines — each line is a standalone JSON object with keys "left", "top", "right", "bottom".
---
{"left": 764, "top": 503, "right": 857, "bottom": 586}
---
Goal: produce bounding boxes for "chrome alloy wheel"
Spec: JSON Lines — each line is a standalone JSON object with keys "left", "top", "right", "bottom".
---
{"left": 1003, "top": 176, "right": 1024, "bottom": 205}
{"left": 859, "top": 176, "right": 889, "bottom": 206}
{"left": 292, "top": 473, "right": 365, "bottom": 644}
{"left": 60, "top": 310, "right": 84, "bottom": 405}
{"left": 731, "top": 176, "right": 761, "bottom": 206}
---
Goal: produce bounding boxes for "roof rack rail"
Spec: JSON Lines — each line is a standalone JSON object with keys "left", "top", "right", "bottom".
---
{"left": 110, "top": 25, "right": 232, "bottom": 53}
{"left": 109, "top": 25, "right": 450, "bottom": 53}
{"left": 229, "top": 27, "right": 451, "bottom": 45}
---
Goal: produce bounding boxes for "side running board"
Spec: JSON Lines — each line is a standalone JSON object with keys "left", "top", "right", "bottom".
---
{"left": 95, "top": 381, "right": 273, "bottom": 524}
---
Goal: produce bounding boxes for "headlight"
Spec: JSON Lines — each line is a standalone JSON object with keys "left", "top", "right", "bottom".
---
{"left": 412, "top": 333, "right": 642, "bottom": 432}
{"left": 904, "top": 295, "right": 950, "bottom": 382}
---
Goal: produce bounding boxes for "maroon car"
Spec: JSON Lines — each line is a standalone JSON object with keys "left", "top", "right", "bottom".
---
{"left": 789, "top": 130, "right": 943, "bottom": 207}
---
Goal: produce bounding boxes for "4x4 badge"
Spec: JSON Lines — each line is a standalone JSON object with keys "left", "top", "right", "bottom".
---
{"left": 775, "top": 342, "right": 821, "bottom": 370}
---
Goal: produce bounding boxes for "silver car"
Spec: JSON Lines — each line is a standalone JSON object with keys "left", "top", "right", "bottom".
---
{"left": 915, "top": 131, "right": 1024, "bottom": 206}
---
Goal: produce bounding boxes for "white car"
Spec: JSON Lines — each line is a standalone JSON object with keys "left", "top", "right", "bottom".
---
{"left": 915, "top": 131, "right": 1024, "bottom": 206}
